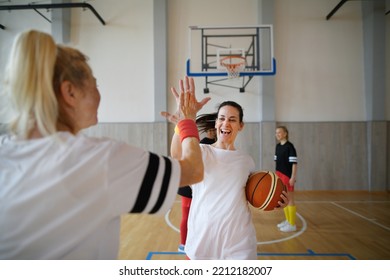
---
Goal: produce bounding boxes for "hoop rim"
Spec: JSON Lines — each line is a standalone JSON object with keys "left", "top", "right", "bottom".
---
{"left": 220, "top": 55, "right": 246, "bottom": 68}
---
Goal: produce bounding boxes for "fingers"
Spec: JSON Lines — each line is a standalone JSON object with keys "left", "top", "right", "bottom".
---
{"left": 170, "top": 86, "right": 179, "bottom": 102}
{"left": 160, "top": 111, "right": 169, "bottom": 118}
{"left": 199, "top": 97, "right": 211, "bottom": 107}
{"left": 179, "top": 86, "right": 185, "bottom": 109}
{"left": 173, "top": 76, "right": 209, "bottom": 121}
{"left": 178, "top": 76, "right": 194, "bottom": 106}
{"left": 160, "top": 111, "right": 180, "bottom": 124}
{"left": 179, "top": 79, "right": 185, "bottom": 93}
{"left": 160, "top": 111, "right": 173, "bottom": 123}
{"left": 277, "top": 192, "right": 289, "bottom": 209}
{"left": 175, "top": 77, "right": 195, "bottom": 95}
{"left": 275, "top": 199, "right": 286, "bottom": 210}
{"left": 182, "top": 84, "right": 193, "bottom": 111}
{"left": 183, "top": 76, "right": 193, "bottom": 92}
{"left": 179, "top": 77, "right": 194, "bottom": 96}
{"left": 171, "top": 77, "right": 193, "bottom": 103}
{"left": 187, "top": 76, "right": 195, "bottom": 94}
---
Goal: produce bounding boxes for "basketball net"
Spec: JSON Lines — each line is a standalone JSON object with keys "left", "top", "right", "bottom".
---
{"left": 220, "top": 55, "right": 246, "bottom": 79}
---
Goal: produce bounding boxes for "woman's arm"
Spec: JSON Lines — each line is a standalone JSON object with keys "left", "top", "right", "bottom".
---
{"left": 161, "top": 77, "right": 210, "bottom": 186}
{"left": 290, "top": 163, "right": 297, "bottom": 186}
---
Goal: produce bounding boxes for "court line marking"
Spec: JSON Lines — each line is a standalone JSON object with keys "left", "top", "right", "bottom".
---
{"left": 257, "top": 212, "right": 307, "bottom": 245}
{"left": 165, "top": 207, "right": 180, "bottom": 233}
{"left": 164, "top": 202, "right": 307, "bottom": 245}
{"left": 297, "top": 200, "right": 389, "bottom": 204}
{"left": 331, "top": 202, "right": 390, "bottom": 231}
{"left": 146, "top": 249, "right": 356, "bottom": 260}
{"left": 256, "top": 249, "right": 356, "bottom": 259}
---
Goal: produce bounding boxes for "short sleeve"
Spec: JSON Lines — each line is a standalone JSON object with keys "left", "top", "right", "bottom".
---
{"left": 106, "top": 141, "right": 180, "bottom": 216}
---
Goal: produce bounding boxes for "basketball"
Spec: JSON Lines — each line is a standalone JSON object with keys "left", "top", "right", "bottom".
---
{"left": 245, "top": 171, "right": 287, "bottom": 211}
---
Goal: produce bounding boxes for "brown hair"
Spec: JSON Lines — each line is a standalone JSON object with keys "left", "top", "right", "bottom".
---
{"left": 196, "top": 101, "right": 244, "bottom": 133}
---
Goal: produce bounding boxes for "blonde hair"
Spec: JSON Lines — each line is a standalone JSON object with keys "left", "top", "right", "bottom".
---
{"left": 5, "top": 30, "right": 58, "bottom": 138}
{"left": 4, "top": 30, "right": 91, "bottom": 138}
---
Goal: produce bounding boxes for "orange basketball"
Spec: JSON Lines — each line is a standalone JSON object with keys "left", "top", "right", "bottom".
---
{"left": 245, "top": 171, "right": 287, "bottom": 211}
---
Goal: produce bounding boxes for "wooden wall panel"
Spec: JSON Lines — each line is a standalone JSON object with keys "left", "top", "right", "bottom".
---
{"left": 83, "top": 122, "right": 169, "bottom": 156}
{"left": 82, "top": 121, "right": 389, "bottom": 191}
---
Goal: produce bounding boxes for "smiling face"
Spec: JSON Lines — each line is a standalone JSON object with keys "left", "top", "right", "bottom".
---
{"left": 214, "top": 105, "right": 244, "bottom": 150}
{"left": 275, "top": 127, "right": 287, "bottom": 143}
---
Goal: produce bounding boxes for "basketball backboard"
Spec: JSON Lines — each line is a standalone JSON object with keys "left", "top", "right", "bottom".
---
{"left": 187, "top": 25, "right": 276, "bottom": 77}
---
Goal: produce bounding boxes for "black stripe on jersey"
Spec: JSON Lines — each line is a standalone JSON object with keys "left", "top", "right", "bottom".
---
{"left": 130, "top": 153, "right": 159, "bottom": 213}
{"left": 150, "top": 157, "right": 172, "bottom": 214}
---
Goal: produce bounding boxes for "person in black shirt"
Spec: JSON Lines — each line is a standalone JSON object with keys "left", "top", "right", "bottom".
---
{"left": 274, "top": 126, "right": 298, "bottom": 232}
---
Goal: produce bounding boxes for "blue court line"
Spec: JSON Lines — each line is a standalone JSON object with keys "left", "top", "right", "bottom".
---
{"left": 146, "top": 251, "right": 183, "bottom": 260}
{"left": 256, "top": 249, "right": 356, "bottom": 260}
{"left": 146, "top": 249, "right": 356, "bottom": 260}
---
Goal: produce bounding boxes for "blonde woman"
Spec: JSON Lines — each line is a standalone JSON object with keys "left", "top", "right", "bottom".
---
{"left": 275, "top": 126, "right": 298, "bottom": 232}
{"left": 0, "top": 30, "right": 205, "bottom": 259}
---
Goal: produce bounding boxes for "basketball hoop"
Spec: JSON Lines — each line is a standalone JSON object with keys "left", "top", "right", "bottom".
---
{"left": 220, "top": 55, "right": 246, "bottom": 79}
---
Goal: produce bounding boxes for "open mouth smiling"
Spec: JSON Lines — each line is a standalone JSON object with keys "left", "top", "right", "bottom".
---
{"left": 220, "top": 129, "right": 231, "bottom": 135}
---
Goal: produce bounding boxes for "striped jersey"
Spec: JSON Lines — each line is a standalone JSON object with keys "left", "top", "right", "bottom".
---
{"left": 274, "top": 141, "right": 297, "bottom": 178}
{"left": 0, "top": 132, "right": 180, "bottom": 259}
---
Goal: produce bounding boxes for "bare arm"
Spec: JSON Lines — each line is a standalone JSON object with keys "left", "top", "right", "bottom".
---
{"left": 170, "top": 133, "right": 182, "bottom": 160}
{"left": 161, "top": 77, "right": 210, "bottom": 186}
{"left": 178, "top": 137, "right": 202, "bottom": 186}
{"left": 289, "top": 163, "right": 297, "bottom": 186}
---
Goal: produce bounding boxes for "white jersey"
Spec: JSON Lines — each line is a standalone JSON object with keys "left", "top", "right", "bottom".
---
{"left": 0, "top": 132, "right": 180, "bottom": 259}
{"left": 185, "top": 145, "right": 257, "bottom": 260}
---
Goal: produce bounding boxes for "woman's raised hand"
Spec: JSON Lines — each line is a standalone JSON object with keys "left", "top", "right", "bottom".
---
{"left": 161, "top": 76, "right": 210, "bottom": 124}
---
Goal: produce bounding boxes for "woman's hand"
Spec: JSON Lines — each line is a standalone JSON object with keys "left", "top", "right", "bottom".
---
{"left": 161, "top": 76, "right": 210, "bottom": 123}
{"left": 276, "top": 190, "right": 289, "bottom": 209}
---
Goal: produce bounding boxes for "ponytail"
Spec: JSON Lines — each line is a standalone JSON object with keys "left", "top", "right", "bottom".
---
{"left": 5, "top": 30, "right": 58, "bottom": 138}
{"left": 196, "top": 112, "right": 217, "bottom": 134}
{"left": 4, "top": 30, "right": 92, "bottom": 138}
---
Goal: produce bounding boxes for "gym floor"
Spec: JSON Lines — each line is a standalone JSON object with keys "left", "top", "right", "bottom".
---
{"left": 118, "top": 191, "right": 390, "bottom": 260}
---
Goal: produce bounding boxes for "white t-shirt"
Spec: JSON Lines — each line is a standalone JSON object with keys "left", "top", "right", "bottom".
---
{"left": 0, "top": 132, "right": 180, "bottom": 259}
{"left": 185, "top": 145, "right": 257, "bottom": 260}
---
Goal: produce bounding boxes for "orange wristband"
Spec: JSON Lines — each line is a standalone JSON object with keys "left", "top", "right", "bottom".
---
{"left": 177, "top": 119, "right": 199, "bottom": 142}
